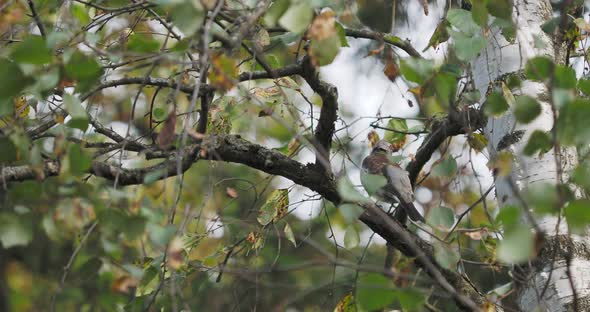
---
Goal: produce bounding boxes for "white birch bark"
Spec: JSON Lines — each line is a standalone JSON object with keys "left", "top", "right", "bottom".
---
{"left": 472, "top": 0, "right": 590, "bottom": 310}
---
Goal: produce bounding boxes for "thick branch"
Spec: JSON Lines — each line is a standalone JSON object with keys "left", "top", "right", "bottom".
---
{"left": 406, "top": 108, "right": 485, "bottom": 185}
{"left": 300, "top": 57, "right": 339, "bottom": 169}
{"left": 1, "top": 146, "right": 198, "bottom": 186}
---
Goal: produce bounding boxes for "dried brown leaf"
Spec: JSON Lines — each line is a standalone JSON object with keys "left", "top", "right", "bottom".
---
{"left": 157, "top": 110, "right": 177, "bottom": 149}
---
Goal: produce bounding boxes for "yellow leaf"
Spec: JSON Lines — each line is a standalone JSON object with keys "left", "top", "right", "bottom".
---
{"left": 15, "top": 95, "right": 29, "bottom": 119}
{"left": 54, "top": 114, "right": 65, "bottom": 124}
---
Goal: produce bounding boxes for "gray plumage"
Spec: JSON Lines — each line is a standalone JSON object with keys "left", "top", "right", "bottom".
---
{"left": 362, "top": 140, "right": 424, "bottom": 222}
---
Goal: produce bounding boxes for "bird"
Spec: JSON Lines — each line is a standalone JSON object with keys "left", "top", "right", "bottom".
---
{"left": 361, "top": 140, "right": 424, "bottom": 223}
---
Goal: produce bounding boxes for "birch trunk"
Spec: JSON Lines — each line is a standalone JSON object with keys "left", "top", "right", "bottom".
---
{"left": 473, "top": 0, "right": 590, "bottom": 310}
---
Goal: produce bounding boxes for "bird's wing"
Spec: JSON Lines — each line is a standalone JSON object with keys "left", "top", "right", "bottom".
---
{"left": 383, "top": 165, "right": 414, "bottom": 204}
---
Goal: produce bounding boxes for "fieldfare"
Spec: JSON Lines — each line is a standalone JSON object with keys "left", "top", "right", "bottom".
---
{"left": 361, "top": 140, "right": 424, "bottom": 222}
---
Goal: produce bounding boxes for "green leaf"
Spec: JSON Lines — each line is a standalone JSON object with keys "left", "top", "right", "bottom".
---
{"left": 63, "top": 94, "right": 89, "bottom": 131}
{"left": 309, "top": 34, "right": 341, "bottom": 66}
{"left": 356, "top": 273, "right": 396, "bottom": 311}
{"left": 427, "top": 206, "right": 455, "bottom": 230}
{"left": 383, "top": 118, "right": 408, "bottom": 144}
{"left": 434, "top": 72, "right": 458, "bottom": 107}
{"left": 434, "top": 241, "right": 460, "bottom": 270}
{"left": 400, "top": 58, "right": 434, "bottom": 84}
{"left": 541, "top": 17, "right": 560, "bottom": 34}
{"left": 565, "top": 200, "right": 590, "bottom": 234}
{"left": 573, "top": 161, "right": 590, "bottom": 191}
{"left": 64, "top": 51, "right": 103, "bottom": 93}
{"left": 468, "top": 133, "right": 488, "bottom": 152}
{"left": 523, "top": 130, "right": 552, "bottom": 156}
{"left": 99, "top": 209, "right": 127, "bottom": 234}
{"left": 143, "top": 168, "right": 167, "bottom": 185}
{"left": 335, "top": 22, "right": 349, "bottom": 47}
{"left": 76, "top": 257, "right": 102, "bottom": 280}
{"left": 169, "top": 2, "right": 205, "bottom": 36}
{"left": 344, "top": 226, "right": 360, "bottom": 248}
{"left": 257, "top": 189, "right": 289, "bottom": 225}
{"left": 68, "top": 144, "right": 92, "bottom": 176}
{"left": 10, "top": 36, "right": 53, "bottom": 65}
{"left": 71, "top": 2, "right": 90, "bottom": 25}
{"left": 153, "top": 107, "right": 167, "bottom": 121}
{"left": 0, "top": 58, "right": 34, "bottom": 98}
{"left": 449, "top": 29, "right": 486, "bottom": 62}
{"left": 360, "top": 173, "right": 387, "bottom": 197}
{"left": 505, "top": 73, "right": 522, "bottom": 89}
{"left": 0, "top": 137, "right": 17, "bottom": 163}
{"left": 497, "top": 227, "right": 533, "bottom": 264}
{"left": 557, "top": 99, "right": 590, "bottom": 145}
{"left": 523, "top": 183, "right": 559, "bottom": 215}
{"left": 447, "top": 9, "right": 480, "bottom": 36}
{"left": 123, "top": 216, "right": 147, "bottom": 240}
{"left": 263, "top": 0, "right": 290, "bottom": 27}
{"left": 339, "top": 203, "right": 364, "bottom": 224}
{"left": 34, "top": 67, "right": 60, "bottom": 94}
{"left": 513, "top": 95, "right": 541, "bottom": 123}
{"left": 492, "top": 17, "right": 515, "bottom": 43}
{"left": 554, "top": 65, "right": 576, "bottom": 89}
{"left": 471, "top": 0, "right": 489, "bottom": 27}
{"left": 484, "top": 91, "right": 509, "bottom": 116}
{"left": 127, "top": 33, "right": 161, "bottom": 53}
{"left": 525, "top": 56, "right": 554, "bottom": 81}
{"left": 423, "top": 20, "right": 450, "bottom": 51}
{"left": 7, "top": 181, "right": 42, "bottom": 204}
{"left": 148, "top": 224, "right": 177, "bottom": 247}
{"left": 278, "top": 1, "right": 313, "bottom": 34}
{"left": 397, "top": 288, "right": 426, "bottom": 311}
{"left": 0, "top": 213, "right": 33, "bottom": 248}
{"left": 578, "top": 79, "right": 590, "bottom": 96}
{"left": 553, "top": 88, "right": 573, "bottom": 109}
{"left": 337, "top": 177, "right": 370, "bottom": 203}
{"left": 486, "top": 0, "right": 512, "bottom": 19}
{"left": 496, "top": 205, "right": 520, "bottom": 230}
{"left": 284, "top": 223, "right": 296, "bottom": 246}
{"left": 432, "top": 155, "right": 457, "bottom": 177}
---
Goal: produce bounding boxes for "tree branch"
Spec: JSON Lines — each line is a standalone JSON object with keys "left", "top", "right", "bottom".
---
{"left": 265, "top": 26, "right": 423, "bottom": 59}
{"left": 344, "top": 28, "right": 423, "bottom": 59}
{"left": 27, "top": 0, "right": 46, "bottom": 37}
{"left": 300, "top": 57, "right": 339, "bottom": 170}
{"left": 406, "top": 108, "right": 486, "bottom": 185}
{"left": 86, "top": 76, "right": 213, "bottom": 97}
{"left": 197, "top": 88, "right": 213, "bottom": 134}
{"left": 238, "top": 63, "right": 303, "bottom": 81}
